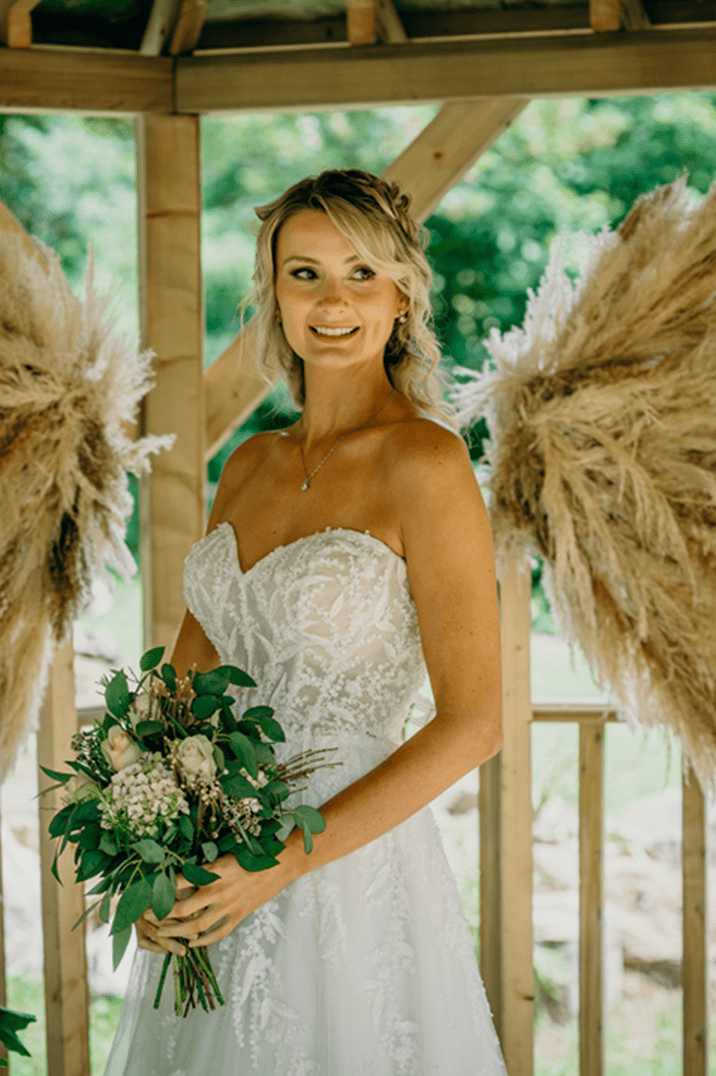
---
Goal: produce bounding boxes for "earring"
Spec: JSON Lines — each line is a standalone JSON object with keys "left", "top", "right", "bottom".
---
{"left": 275, "top": 309, "right": 282, "bottom": 323}
{"left": 398, "top": 311, "right": 408, "bottom": 324}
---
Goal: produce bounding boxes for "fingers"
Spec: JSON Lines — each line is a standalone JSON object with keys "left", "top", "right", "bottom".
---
{"left": 157, "top": 910, "right": 214, "bottom": 939}
{"left": 136, "top": 915, "right": 187, "bottom": 957}
{"left": 188, "top": 918, "right": 232, "bottom": 948}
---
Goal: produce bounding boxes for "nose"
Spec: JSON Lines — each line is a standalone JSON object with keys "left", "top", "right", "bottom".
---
{"left": 316, "top": 274, "right": 346, "bottom": 307}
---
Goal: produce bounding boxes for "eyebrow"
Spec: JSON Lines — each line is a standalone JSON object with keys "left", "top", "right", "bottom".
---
{"left": 281, "top": 254, "right": 361, "bottom": 267}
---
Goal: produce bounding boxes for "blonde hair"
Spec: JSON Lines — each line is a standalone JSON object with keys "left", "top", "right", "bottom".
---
{"left": 244, "top": 169, "right": 458, "bottom": 430}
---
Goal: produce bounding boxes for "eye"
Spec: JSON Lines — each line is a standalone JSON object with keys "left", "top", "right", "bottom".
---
{"left": 290, "top": 267, "right": 317, "bottom": 280}
{"left": 352, "top": 266, "right": 375, "bottom": 281}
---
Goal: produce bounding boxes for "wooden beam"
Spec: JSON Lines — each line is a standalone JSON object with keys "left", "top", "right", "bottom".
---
{"left": 346, "top": 0, "right": 376, "bottom": 45}
{"left": 682, "top": 764, "right": 709, "bottom": 1076}
{"left": 579, "top": 724, "right": 605, "bottom": 1076}
{"left": 176, "top": 29, "right": 716, "bottom": 113}
{"left": 532, "top": 704, "right": 618, "bottom": 722}
{"left": 498, "top": 560, "right": 534, "bottom": 1076}
{"left": 0, "top": 49, "right": 172, "bottom": 115}
{"left": 383, "top": 99, "right": 527, "bottom": 222}
{"left": 590, "top": 0, "right": 621, "bottom": 30}
{"left": 375, "top": 0, "right": 408, "bottom": 44}
{"left": 479, "top": 751, "right": 503, "bottom": 1044}
{"left": 139, "top": 0, "right": 183, "bottom": 56}
{"left": 6, "top": 0, "right": 40, "bottom": 48}
{"left": 170, "top": 0, "right": 210, "bottom": 55}
{"left": 204, "top": 98, "right": 526, "bottom": 458}
{"left": 137, "top": 114, "right": 205, "bottom": 654}
{"left": 621, "top": 0, "right": 652, "bottom": 28}
{"left": 38, "top": 641, "right": 91, "bottom": 1076}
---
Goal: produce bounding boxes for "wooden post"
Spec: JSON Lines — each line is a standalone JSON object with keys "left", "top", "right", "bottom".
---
{"left": 37, "top": 640, "right": 90, "bottom": 1076}
{"left": 499, "top": 559, "right": 534, "bottom": 1075}
{"left": 136, "top": 114, "right": 205, "bottom": 654}
{"left": 579, "top": 723, "right": 605, "bottom": 1076}
{"left": 682, "top": 763, "right": 709, "bottom": 1076}
{"left": 479, "top": 750, "right": 503, "bottom": 1042}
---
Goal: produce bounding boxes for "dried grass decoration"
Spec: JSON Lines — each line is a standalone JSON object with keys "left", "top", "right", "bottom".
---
{"left": 454, "top": 179, "right": 716, "bottom": 790}
{"left": 0, "top": 232, "right": 172, "bottom": 778}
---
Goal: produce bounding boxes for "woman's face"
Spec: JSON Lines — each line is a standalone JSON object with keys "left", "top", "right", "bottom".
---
{"left": 274, "top": 209, "right": 407, "bottom": 374}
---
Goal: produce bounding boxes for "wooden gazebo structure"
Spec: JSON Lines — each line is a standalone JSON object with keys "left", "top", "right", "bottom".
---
{"left": 0, "top": 1, "right": 712, "bottom": 1074}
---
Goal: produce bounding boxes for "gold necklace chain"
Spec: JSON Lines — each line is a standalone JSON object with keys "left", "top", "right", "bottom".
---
{"left": 298, "top": 387, "right": 395, "bottom": 491}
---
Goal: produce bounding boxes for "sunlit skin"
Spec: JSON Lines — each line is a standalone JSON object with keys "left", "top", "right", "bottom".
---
{"left": 135, "top": 207, "right": 503, "bottom": 958}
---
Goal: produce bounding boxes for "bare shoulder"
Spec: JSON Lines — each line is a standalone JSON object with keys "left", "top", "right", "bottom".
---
{"left": 385, "top": 415, "right": 474, "bottom": 490}
{"left": 207, "top": 430, "right": 277, "bottom": 526}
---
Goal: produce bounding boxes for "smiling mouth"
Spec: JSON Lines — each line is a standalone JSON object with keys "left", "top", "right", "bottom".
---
{"left": 310, "top": 325, "right": 359, "bottom": 337}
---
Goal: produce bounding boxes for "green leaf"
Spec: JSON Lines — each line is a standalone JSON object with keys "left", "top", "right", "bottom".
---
{"left": 140, "top": 646, "right": 165, "bottom": 672}
{"left": 228, "top": 732, "right": 258, "bottom": 778}
{"left": 72, "top": 898, "right": 104, "bottom": 930}
{"left": 161, "top": 663, "right": 177, "bottom": 692}
{"left": 105, "top": 670, "right": 131, "bottom": 718}
{"left": 213, "top": 745, "right": 225, "bottom": 771}
{"left": 151, "top": 872, "right": 176, "bottom": 921}
{"left": 111, "top": 878, "right": 153, "bottom": 934}
{"left": 39, "top": 765, "right": 73, "bottom": 785}
{"left": 255, "top": 742, "right": 275, "bottom": 766}
{"left": 219, "top": 699, "right": 238, "bottom": 733}
{"left": 220, "top": 665, "right": 256, "bottom": 688}
{"left": 112, "top": 925, "right": 132, "bottom": 970}
{"left": 132, "top": 839, "right": 165, "bottom": 865}
{"left": 257, "top": 716, "right": 285, "bottom": 743}
{"left": 87, "top": 874, "right": 113, "bottom": 896}
{"left": 264, "top": 780, "right": 290, "bottom": 802}
{"left": 135, "top": 720, "right": 164, "bottom": 738}
{"left": 78, "top": 823, "right": 102, "bottom": 850}
{"left": 0, "top": 1025, "right": 32, "bottom": 1058}
{"left": 181, "top": 862, "right": 220, "bottom": 886}
{"left": 192, "top": 669, "right": 230, "bottom": 696}
{"left": 294, "top": 804, "right": 327, "bottom": 834}
{"left": 48, "top": 805, "right": 73, "bottom": 838}
{"left": 76, "top": 848, "right": 110, "bottom": 882}
{"left": 0, "top": 1006, "right": 36, "bottom": 1033}
{"left": 178, "top": 815, "right": 193, "bottom": 841}
{"left": 73, "top": 799, "right": 100, "bottom": 823}
{"left": 192, "top": 695, "right": 220, "bottom": 721}
{"left": 99, "top": 833, "right": 118, "bottom": 857}
{"left": 221, "top": 773, "right": 257, "bottom": 800}
{"left": 201, "top": 841, "right": 219, "bottom": 862}
{"left": 233, "top": 847, "right": 279, "bottom": 872}
{"left": 99, "top": 891, "right": 112, "bottom": 924}
{"left": 241, "top": 705, "right": 275, "bottom": 721}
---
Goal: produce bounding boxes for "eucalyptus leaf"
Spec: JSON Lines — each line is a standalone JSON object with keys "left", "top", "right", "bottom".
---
{"left": 112, "top": 925, "right": 132, "bottom": 970}
{"left": 140, "top": 646, "right": 165, "bottom": 672}
{"left": 221, "top": 773, "right": 257, "bottom": 800}
{"left": 178, "top": 815, "right": 193, "bottom": 841}
{"left": 294, "top": 804, "right": 327, "bottom": 834}
{"left": 228, "top": 732, "right": 258, "bottom": 778}
{"left": 105, "top": 670, "right": 131, "bottom": 718}
{"left": 234, "top": 847, "right": 279, "bottom": 872}
{"left": 99, "top": 891, "right": 112, "bottom": 924}
{"left": 201, "top": 841, "right": 219, "bottom": 862}
{"left": 151, "top": 872, "right": 176, "bottom": 921}
{"left": 132, "top": 839, "right": 165, "bottom": 865}
{"left": 182, "top": 861, "right": 220, "bottom": 886}
{"left": 99, "top": 833, "right": 118, "bottom": 857}
{"left": 111, "top": 878, "right": 153, "bottom": 934}
{"left": 192, "top": 669, "right": 230, "bottom": 696}
{"left": 39, "top": 765, "right": 72, "bottom": 785}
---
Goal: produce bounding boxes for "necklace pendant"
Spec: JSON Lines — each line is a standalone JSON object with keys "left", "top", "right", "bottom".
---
{"left": 301, "top": 480, "right": 309, "bottom": 491}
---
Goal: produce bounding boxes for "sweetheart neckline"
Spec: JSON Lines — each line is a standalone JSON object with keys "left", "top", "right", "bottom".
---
{"left": 212, "top": 520, "right": 407, "bottom": 578}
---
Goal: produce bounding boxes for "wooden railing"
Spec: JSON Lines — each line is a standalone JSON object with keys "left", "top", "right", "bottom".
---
{"left": 3, "top": 630, "right": 711, "bottom": 1075}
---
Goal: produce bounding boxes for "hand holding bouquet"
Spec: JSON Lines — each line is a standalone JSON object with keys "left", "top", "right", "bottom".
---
{"left": 42, "top": 648, "right": 334, "bottom": 1016}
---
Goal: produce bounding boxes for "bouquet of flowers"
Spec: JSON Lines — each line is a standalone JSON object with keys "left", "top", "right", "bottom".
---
{"left": 42, "top": 647, "right": 333, "bottom": 1016}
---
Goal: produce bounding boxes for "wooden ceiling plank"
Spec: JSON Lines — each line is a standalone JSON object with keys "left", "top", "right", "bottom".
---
{"left": 7, "top": 0, "right": 41, "bottom": 48}
{"left": 0, "top": 49, "right": 173, "bottom": 114}
{"left": 139, "top": 0, "right": 183, "bottom": 56}
{"left": 384, "top": 98, "right": 527, "bottom": 220}
{"left": 621, "top": 0, "right": 652, "bottom": 28}
{"left": 376, "top": 0, "right": 408, "bottom": 44}
{"left": 590, "top": 0, "right": 621, "bottom": 30}
{"left": 170, "top": 0, "right": 210, "bottom": 55}
{"left": 346, "top": 0, "right": 377, "bottom": 46}
{"left": 176, "top": 30, "right": 716, "bottom": 114}
{"left": 204, "top": 98, "right": 526, "bottom": 457}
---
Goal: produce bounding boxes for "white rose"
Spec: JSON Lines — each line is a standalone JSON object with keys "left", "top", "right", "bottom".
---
{"left": 129, "top": 692, "right": 152, "bottom": 728}
{"left": 177, "top": 735, "right": 216, "bottom": 782}
{"left": 101, "top": 725, "right": 143, "bottom": 771}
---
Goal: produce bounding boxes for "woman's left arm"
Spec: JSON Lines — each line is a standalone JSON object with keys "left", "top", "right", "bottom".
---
{"left": 153, "top": 424, "right": 502, "bottom": 950}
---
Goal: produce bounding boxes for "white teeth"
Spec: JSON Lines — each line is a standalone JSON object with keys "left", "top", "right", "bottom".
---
{"left": 311, "top": 326, "right": 357, "bottom": 336}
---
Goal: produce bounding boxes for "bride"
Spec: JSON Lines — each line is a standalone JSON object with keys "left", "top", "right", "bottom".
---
{"left": 105, "top": 169, "right": 506, "bottom": 1075}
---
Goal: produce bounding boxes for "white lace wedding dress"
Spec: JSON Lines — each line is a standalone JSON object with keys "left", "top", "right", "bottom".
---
{"left": 104, "top": 522, "right": 507, "bottom": 1076}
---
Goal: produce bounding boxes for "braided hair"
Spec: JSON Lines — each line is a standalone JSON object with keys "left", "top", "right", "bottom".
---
{"left": 245, "top": 169, "right": 457, "bottom": 429}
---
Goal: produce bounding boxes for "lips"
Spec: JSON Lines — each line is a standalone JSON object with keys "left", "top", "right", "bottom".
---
{"left": 310, "top": 325, "right": 359, "bottom": 337}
